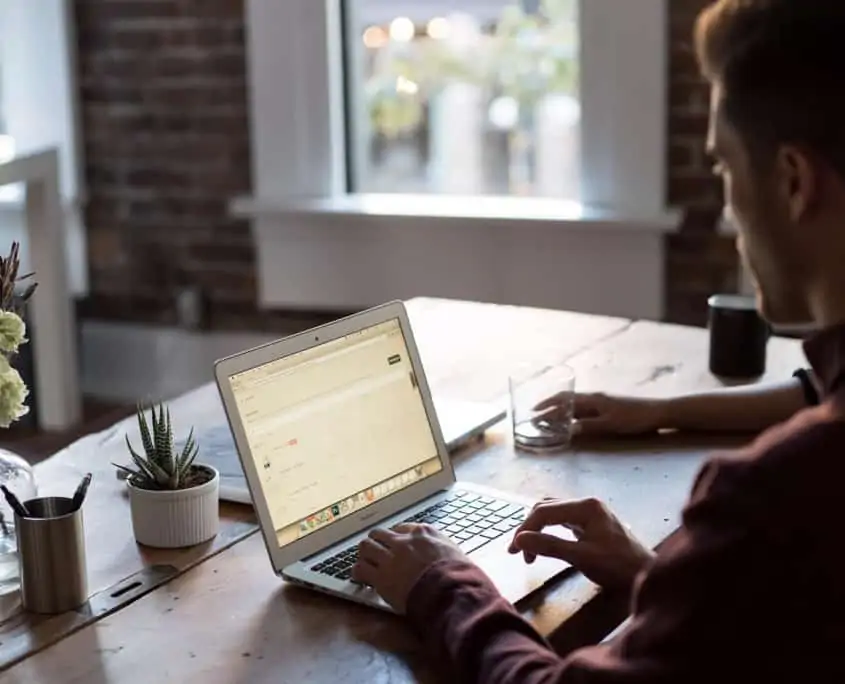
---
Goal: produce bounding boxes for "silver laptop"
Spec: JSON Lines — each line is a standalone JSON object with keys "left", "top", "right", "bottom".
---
{"left": 214, "top": 300, "right": 569, "bottom": 611}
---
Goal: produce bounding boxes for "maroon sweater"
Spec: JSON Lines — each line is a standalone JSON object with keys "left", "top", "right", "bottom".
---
{"left": 406, "top": 325, "right": 845, "bottom": 683}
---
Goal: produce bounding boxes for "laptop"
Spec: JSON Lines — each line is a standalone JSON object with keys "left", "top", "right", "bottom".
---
{"left": 213, "top": 300, "right": 570, "bottom": 611}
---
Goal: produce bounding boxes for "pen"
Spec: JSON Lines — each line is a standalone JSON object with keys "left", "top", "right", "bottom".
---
{"left": 1, "top": 484, "right": 29, "bottom": 518}
{"left": 72, "top": 473, "right": 93, "bottom": 511}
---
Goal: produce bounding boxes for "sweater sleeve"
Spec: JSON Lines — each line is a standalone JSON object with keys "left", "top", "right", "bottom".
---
{"left": 404, "top": 437, "right": 832, "bottom": 684}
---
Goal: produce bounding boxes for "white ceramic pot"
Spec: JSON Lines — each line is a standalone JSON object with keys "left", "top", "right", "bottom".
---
{"left": 127, "top": 465, "right": 220, "bottom": 548}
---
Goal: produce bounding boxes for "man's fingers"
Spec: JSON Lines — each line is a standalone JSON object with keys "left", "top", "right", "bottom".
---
{"left": 369, "top": 527, "right": 402, "bottom": 548}
{"left": 537, "top": 392, "right": 605, "bottom": 413}
{"left": 391, "top": 522, "right": 427, "bottom": 533}
{"left": 358, "top": 537, "right": 392, "bottom": 565}
{"left": 351, "top": 558, "right": 378, "bottom": 585}
{"left": 533, "top": 393, "right": 565, "bottom": 411}
{"left": 512, "top": 531, "right": 581, "bottom": 564}
{"left": 573, "top": 393, "right": 604, "bottom": 417}
{"left": 509, "top": 497, "right": 606, "bottom": 549}
{"left": 573, "top": 416, "right": 611, "bottom": 436}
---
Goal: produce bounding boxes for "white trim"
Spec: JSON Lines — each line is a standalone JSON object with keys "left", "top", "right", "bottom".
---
{"left": 0, "top": 196, "right": 89, "bottom": 298}
{"left": 579, "top": 0, "right": 667, "bottom": 214}
{"left": 244, "top": 0, "right": 346, "bottom": 199}
{"left": 232, "top": 194, "right": 680, "bottom": 233}
{"left": 0, "top": 150, "right": 81, "bottom": 431}
{"left": 0, "top": 0, "right": 86, "bottom": 202}
{"left": 0, "top": 0, "right": 89, "bottom": 296}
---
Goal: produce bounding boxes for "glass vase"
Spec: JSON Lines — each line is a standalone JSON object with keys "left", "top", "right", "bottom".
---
{"left": 0, "top": 448, "right": 37, "bottom": 595}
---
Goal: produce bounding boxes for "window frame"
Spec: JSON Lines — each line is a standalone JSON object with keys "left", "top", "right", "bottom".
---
{"left": 239, "top": 0, "right": 675, "bottom": 220}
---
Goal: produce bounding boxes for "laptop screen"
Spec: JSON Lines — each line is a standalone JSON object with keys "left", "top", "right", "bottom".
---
{"left": 228, "top": 318, "right": 443, "bottom": 549}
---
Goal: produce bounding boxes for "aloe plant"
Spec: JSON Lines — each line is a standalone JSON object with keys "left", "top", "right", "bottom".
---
{"left": 114, "top": 403, "right": 203, "bottom": 491}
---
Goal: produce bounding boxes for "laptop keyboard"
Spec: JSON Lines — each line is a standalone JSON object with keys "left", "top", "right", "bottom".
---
{"left": 309, "top": 490, "right": 528, "bottom": 581}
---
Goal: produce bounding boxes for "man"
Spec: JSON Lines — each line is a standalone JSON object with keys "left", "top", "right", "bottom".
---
{"left": 352, "top": 1, "right": 845, "bottom": 681}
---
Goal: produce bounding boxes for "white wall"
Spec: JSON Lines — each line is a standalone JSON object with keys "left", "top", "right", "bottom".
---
{"left": 248, "top": 208, "right": 670, "bottom": 321}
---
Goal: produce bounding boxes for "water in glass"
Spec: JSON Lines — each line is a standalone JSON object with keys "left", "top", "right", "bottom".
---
{"left": 509, "top": 364, "right": 576, "bottom": 451}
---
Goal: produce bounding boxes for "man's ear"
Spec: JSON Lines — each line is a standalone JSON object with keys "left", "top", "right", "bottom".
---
{"left": 776, "top": 145, "right": 816, "bottom": 223}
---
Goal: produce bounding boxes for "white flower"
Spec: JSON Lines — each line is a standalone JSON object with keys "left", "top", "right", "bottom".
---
{"left": 0, "top": 311, "right": 26, "bottom": 354}
{"left": 0, "top": 360, "right": 28, "bottom": 428}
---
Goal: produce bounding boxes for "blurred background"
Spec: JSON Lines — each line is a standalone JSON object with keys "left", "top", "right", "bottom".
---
{"left": 0, "top": 0, "right": 737, "bottom": 452}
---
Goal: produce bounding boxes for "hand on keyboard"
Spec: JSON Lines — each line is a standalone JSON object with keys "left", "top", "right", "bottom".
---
{"left": 351, "top": 522, "right": 468, "bottom": 613}
{"left": 310, "top": 491, "right": 526, "bottom": 583}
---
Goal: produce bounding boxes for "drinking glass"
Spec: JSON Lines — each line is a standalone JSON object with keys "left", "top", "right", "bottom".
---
{"left": 509, "top": 363, "right": 576, "bottom": 451}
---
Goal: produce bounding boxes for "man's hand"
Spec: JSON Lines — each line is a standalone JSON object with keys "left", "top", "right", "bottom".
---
{"left": 352, "top": 523, "right": 470, "bottom": 613}
{"left": 535, "top": 392, "right": 666, "bottom": 437}
{"left": 509, "top": 497, "right": 655, "bottom": 590}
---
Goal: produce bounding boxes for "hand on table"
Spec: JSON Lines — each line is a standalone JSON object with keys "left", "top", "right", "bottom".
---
{"left": 508, "top": 497, "right": 654, "bottom": 591}
{"left": 536, "top": 392, "right": 665, "bottom": 437}
{"left": 351, "top": 523, "right": 470, "bottom": 613}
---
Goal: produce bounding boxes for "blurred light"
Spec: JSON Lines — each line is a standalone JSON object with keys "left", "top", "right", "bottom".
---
{"left": 389, "top": 17, "right": 415, "bottom": 42}
{"left": 426, "top": 17, "right": 451, "bottom": 40}
{"left": 444, "top": 13, "right": 481, "bottom": 50}
{"left": 395, "top": 76, "right": 419, "bottom": 95}
{"left": 488, "top": 96, "right": 519, "bottom": 130}
{"left": 362, "top": 25, "right": 388, "bottom": 49}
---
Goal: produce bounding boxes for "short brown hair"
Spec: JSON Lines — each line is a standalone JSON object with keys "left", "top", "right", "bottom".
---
{"left": 695, "top": 1, "right": 845, "bottom": 175}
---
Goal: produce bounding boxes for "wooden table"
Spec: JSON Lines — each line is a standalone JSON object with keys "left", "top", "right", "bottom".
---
{"left": 0, "top": 298, "right": 806, "bottom": 683}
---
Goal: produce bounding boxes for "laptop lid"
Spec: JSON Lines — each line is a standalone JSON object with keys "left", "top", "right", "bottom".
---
{"left": 214, "top": 301, "right": 456, "bottom": 572}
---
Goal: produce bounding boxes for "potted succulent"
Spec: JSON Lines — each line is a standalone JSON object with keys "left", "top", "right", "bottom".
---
{"left": 115, "top": 403, "right": 219, "bottom": 548}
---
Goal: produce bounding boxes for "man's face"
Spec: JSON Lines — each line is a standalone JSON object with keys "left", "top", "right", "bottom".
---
{"left": 707, "top": 85, "right": 814, "bottom": 325}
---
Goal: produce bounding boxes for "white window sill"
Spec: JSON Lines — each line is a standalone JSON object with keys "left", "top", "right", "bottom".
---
{"left": 230, "top": 194, "right": 682, "bottom": 234}
{"left": 0, "top": 191, "right": 25, "bottom": 208}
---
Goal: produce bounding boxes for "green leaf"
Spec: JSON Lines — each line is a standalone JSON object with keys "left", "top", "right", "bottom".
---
{"left": 177, "top": 437, "right": 198, "bottom": 480}
{"left": 152, "top": 403, "right": 169, "bottom": 469}
{"left": 125, "top": 435, "right": 156, "bottom": 484}
{"left": 146, "top": 455, "right": 172, "bottom": 487}
{"left": 137, "top": 404, "right": 155, "bottom": 460}
{"left": 163, "top": 407, "right": 175, "bottom": 474}
{"left": 113, "top": 463, "right": 144, "bottom": 483}
{"left": 176, "top": 429, "right": 196, "bottom": 473}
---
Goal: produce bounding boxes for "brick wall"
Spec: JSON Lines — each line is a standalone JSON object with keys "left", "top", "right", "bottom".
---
{"left": 74, "top": 0, "right": 737, "bottom": 330}
{"left": 74, "top": 0, "right": 274, "bottom": 330}
{"left": 665, "top": 0, "right": 739, "bottom": 325}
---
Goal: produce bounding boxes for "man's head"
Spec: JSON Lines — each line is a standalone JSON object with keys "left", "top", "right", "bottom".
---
{"left": 695, "top": 1, "right": 845, "bottom": 326}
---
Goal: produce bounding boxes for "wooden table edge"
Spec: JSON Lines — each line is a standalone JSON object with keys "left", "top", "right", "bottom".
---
{"left": 0, "top": 523, "right": 259, "bottom": 673}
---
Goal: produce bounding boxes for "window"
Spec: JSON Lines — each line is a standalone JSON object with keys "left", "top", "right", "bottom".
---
{"left": 243, "top": 0, "right": 668, "bottom": 215}
{"left": 344, "top": 0, "right": 580, "bottom": 199}
{"left": 240, "top": 0, "right": 676, "bottom": 319}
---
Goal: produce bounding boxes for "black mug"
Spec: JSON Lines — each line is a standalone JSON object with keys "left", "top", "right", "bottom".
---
{"left": 708, "top": 294, "right": 770, "bottom": 380}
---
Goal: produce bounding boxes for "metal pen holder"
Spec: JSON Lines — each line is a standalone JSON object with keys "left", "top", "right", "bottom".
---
{"left": 15, "top": 496, "right": 88, "bottom": 614}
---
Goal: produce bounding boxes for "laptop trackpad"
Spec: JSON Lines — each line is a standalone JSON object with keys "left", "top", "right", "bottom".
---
{"left": 471, "top": 536, "right": 572, "bottom": 606}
